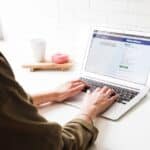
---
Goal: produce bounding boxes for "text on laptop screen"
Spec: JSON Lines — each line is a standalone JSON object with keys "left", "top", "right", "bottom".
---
{"left": 85, "top": 30, "right": 150, "bottom": 84}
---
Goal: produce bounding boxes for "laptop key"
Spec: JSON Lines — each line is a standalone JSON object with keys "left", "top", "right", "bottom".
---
{"left": 80, "top": 77, "right": 139, "bottom": 104}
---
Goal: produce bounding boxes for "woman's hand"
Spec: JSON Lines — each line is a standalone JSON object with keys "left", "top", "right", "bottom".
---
{"left": 55, "top": 79, "right": 88, "bottom": 102}
{"left": 80, "top": 86, "right": 119, "bottom": 120}
{"left": 31, "top": 79, "right": 87, "bottom": 107}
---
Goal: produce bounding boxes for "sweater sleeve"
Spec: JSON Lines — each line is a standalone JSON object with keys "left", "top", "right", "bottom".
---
{"left": 0, "top": 51, "right": 98, "bottom": 150}
{"left": 62, "top": 119, "right": 98, "bottom": 150}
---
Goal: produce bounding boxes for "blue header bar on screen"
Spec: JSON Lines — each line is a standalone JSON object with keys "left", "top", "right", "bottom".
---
{"left": 93, "top": 33, "right": 150, "bottom": 45}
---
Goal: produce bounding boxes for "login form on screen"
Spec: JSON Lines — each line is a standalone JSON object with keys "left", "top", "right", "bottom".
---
{"left": 85, "top": 31, "right": 150, "bottom": 84}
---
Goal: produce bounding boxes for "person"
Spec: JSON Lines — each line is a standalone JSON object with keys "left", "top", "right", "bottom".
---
{"left": 0, "top": 51, "right": 118, "bottom": 150}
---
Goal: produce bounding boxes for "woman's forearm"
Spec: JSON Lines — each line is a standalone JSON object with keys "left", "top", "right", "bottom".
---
{"left": 31, "top": 91, "right": 59, "bottom": 106}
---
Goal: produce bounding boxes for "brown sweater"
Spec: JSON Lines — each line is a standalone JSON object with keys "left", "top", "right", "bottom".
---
{"left": 0, "top": 52, "right": 98, "bottom": 150}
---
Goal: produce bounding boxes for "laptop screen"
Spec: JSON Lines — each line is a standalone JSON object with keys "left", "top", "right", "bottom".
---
{"left": 85, "top": 30, "right": 150, "bottom": 85}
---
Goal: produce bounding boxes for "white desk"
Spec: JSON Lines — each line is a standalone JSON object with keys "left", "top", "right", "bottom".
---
{"left": 1, "top": 40, "right": 150, "bottom": 150}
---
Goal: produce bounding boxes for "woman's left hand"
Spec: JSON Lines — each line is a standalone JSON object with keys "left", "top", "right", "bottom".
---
{"left": 55, "top": 79, "right": 88, "bottom": 102}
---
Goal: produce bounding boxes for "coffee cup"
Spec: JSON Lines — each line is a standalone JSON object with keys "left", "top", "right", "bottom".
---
{"left": 30, "top": 39, "right": 46, "bottom": 62}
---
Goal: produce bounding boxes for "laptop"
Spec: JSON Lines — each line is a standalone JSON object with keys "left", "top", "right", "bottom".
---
{"left": 65, "top": 29, "right": 150, "bottom": 120}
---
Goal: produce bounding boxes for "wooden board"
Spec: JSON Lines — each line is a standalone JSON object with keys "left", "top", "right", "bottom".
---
{"left": 22, "top": 62, "right": 73, "bottom": 71}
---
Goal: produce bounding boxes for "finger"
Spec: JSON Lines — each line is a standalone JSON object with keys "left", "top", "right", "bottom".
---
{"left": 71, "top": 79, "right": 84, "bottom": 83}
{"left": 68, "top": 80, "right": 81, "bottom": 87}
{"left": 106, "top": 89, "right": 115, "bottom": 97}
{"left": 79, "top": 80, "right": 90, "bottom": 88}
{"left": 72, "top": 82, "right": 85, "bottom": 87}
{"left": 94, "top": 87, "right": 101, "bottom": 92}
{"left": 100, "top": 95, "right": 118, "bottom": 106}
{"left": 72, "top": 80, "right": 89, "bottom": 87}
{"left": 63, "top": 84, "right": 85, "bottom": 98}
{"left": 100, "top": 86, "right": 109, "bottom": 93}
{"left": 66, "top": 86, "right": 86, "bottom": 98}
{"left": 109, "top": 94, "right": 119, "bottom": 102}
{"left": 68, "top": 84, "right": 85, "bottom": 93}
{"left": 71, "top": 83, "right": 88, "bottom": 91}
{"left": 68, "top": 81, "right": 83, "bottom": 88}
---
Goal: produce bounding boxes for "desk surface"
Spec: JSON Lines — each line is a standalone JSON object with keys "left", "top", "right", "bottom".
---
{"left": 1, "top": 40, "right": 150, "bottom": 150}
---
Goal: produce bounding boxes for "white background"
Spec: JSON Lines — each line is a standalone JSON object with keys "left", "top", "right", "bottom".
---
{"left": 0, "top": 0, "right": 150, "bottom": 48}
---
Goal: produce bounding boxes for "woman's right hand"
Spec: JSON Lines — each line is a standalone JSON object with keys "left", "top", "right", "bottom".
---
{"left": 80, "top": 86, "right": 119, "bottom": 120}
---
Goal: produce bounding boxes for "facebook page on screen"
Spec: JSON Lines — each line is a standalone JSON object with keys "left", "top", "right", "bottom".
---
{"left": 85, "top": 31, "right": 150, "bottom": 84}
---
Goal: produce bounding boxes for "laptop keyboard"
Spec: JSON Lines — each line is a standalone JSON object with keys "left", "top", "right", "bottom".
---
{"left": 80, "top": 77, "right": 139, "bottom": 105}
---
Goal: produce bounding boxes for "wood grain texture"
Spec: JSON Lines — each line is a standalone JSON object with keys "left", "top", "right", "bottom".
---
{"left": 22, "top": 62, "right": 73, "bottom": 71}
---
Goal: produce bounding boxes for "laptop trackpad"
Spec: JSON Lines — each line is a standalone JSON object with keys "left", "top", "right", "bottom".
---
{"left": 64, "top": 92, "right": 86, "bottom": 108}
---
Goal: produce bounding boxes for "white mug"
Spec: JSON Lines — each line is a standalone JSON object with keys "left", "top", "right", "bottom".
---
{"left": 30, "top": 39, "right": 46, "bottom": 62}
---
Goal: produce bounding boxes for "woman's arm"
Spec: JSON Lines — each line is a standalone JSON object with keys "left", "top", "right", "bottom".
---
{"left": 31, "top": 91, "right": 59, "bottom": 106}
{"left": 31, "top": 80, "right": 87, "bottom": 107}
{"left": 0, "top": 52, "right": 118, "bottom": 150}
{"left": 60, "top": 86, "right": 118, "bottom": 149}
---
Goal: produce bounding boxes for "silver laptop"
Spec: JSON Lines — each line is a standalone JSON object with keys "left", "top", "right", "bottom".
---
{"left": 66, "top": 29, "right": 150, "bottom": 120}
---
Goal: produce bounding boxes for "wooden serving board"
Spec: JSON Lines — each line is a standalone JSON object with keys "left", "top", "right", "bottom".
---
{"left": 22, "top": 62, "right": 72, "bottom": 71}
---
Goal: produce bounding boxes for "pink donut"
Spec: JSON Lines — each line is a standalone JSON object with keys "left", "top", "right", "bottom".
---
{"left": 52, "top": 53, "right": 69, "bottom": 64}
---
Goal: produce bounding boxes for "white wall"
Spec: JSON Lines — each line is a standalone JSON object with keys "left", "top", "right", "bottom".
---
{"left": 0, "top": 19, "right": 4, "bottom": 40}
{"left": 0, "top": 0, "right": 150, "bottom": 50}
{"left": 59, "top": 0, "right": 150, "bottom": 31}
